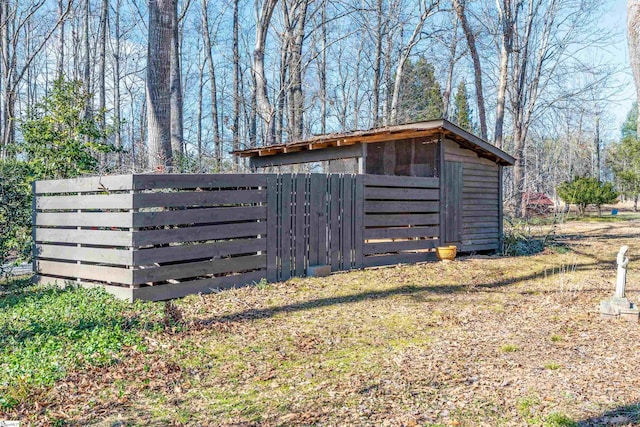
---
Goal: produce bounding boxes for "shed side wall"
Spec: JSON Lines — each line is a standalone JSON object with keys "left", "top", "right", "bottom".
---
{"left": 444, "top": 139, "right": 500, "bottom": 252}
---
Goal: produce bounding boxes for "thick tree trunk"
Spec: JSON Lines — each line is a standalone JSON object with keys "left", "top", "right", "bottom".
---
{"left": 147, "top": 0, "right": 174, "bottom": 170}
{"left": 287, "top": 0, "right": 308, "bottom": 140}
{"left": 494, "top": 0, "right": 514, "bottom": 149}
{"left": 254, "top": 0, "right": 278, "bottom": 145}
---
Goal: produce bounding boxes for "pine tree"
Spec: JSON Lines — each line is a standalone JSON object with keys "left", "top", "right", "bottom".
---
{"left": 397, "top": 57, "right": 443, "bottom": 123}
{"left": 453, "top": 80, "right": 473, "bottom": 132}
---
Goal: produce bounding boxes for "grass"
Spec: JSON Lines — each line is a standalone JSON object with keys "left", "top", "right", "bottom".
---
{"left": 500, "top": 344, "right": 520, "bottom": 353}
{"left": 0, "top": 277, "right": 164, "bottom": 409}
{"left": 3, "top": 218, "right": 640, "bottom": 425}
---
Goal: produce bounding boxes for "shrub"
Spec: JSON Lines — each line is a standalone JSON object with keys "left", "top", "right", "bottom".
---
{"left": 557, "top": 177, "right": 618, "bottom": 216}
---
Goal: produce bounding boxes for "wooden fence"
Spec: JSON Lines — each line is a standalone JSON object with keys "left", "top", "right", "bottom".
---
{"left": 34, "top": 173, "right": 440, "bottom": 301}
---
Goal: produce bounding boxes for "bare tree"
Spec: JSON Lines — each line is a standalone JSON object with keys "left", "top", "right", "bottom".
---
{"left": 201, "top": 0, "right": 221, "bottom": 168}
{"left": 629, "top": 0, "right": 640, "bottom": 135}
{"left": 453, "top": 0, "right": 487, "bottom": 139}
{"left": 253, "top": 0, "right": 278, "bottom": 145}
{"left": 389, "top": 0, "right": 438, "bottom": 124}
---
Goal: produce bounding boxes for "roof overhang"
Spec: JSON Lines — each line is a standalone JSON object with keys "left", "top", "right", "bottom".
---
{"left": 232, "top": 119, "right": 515, "bottom": 166}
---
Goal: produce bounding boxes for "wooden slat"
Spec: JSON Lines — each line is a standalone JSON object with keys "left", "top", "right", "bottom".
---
{"left": 363, "top": 239, "right": 438, "bottom": 255}
{"left": 464, "top": 169, "right": 498, "bottom": 177}
{"left": 462, "top": 214, "right": 499, "bottom": 220}
{"left": 35, "top": 175, "right": 134, "bottom": 194}
{"left": 35, "top": 228, "right": 132, "bottom": 246}
{"left": 36, "top": 212, "right": 133, "bottom": 228}
{"left": 462, "top": 237, "right": 499, "bottom": 245}
{"left": 364, "top": 225, "right": 439, "bottom": 240}
{"left": 363, "top": 252, "right": 436, "bottom": 268}
{"left": 266, "top": 174, "right": 278, "bottom": 282}
{"left": 363, "top": 174, "right": 439, "bottom": 188}
{"left": 463, "top": 193, "right": 499, "bottom": 201}
{"left": 462, "top": 222, "right": 499, "bottom": 229}
{"left": 318, "top": 176, "right": 328, "bottom": 265}
{"left": 35, "top": 276, "right": 134, "bottom": 301}
{"left": 134, "top": 189, "right": 266, "bottom": 208}
{"left": 132, "top": 206, "right": 266, "bottom": 227}
{"left": 364, "top": 187, "right": 439, "bottom": 201}
{"left": 36, "top": 244, "right": 133, "bottom": 265}
{"left": 308, "top": 174, "right": 322, "bottom": 266}
{"left": 365, "top": 200, "right": 439, "bottom": 213}
{"left": 134, "top": 238, "right": 266, "bottom": 265}
{"left": 354, "top": 175, "right": 364, "bottom": 268}
{"left": 294, "top": 175, "right": 306, "bottom": 276}
{"left": 36, "top": 193, "right": 134, "bottom": 210}
{"left": 281, "top": 175, "right": 293, "bottom": 280}
{"left": 460, "top": 243, "right": 499, "bottom": 252}
{"left": 330, "top": 174, "right": 340, "bottom": 271}
{"left": 462, "top": 231, "right": 500, "bottom": 239}
{"left": 342, "top": 175, "right": 353, "bottom": 269}
{"left": 133, "top": 173, "right": 267, "bottom": 190}
{"left": 133, "top": 254, "right": 266, "bottom": 284}
{"left": 365, "top": 213, "right": 439, "bottom": 227}
{"left": 463, "top": 163, "right": 499, "bottom": 172}
{"left": 36, "top": 260, "right": 133, "bottom": 284}
{"left": 131, "top": 270, "right": 266, "bottom": 301}
{"left": 463, "top": 182, "right": 500, "bottom": 191}
{"left": 133, "top": 221, "right": 267, "bottom": 246}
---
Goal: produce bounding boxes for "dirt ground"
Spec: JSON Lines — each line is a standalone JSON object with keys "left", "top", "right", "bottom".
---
{"left": 6, "top": 218, "right": 640, "bottom": 426}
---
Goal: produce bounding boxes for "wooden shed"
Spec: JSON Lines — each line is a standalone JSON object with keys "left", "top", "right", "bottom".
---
{"left": 234, "top": 119, "right": 515, "bottom": 253}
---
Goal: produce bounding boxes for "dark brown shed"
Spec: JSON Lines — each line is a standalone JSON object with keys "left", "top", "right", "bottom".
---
{"left": 234, "top": 119, "right": 515, "bottom": 253}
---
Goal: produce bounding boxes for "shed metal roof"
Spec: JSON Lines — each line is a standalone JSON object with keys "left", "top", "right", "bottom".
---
{"left": 232, "top": 119, "right": 516, "bottom": 166}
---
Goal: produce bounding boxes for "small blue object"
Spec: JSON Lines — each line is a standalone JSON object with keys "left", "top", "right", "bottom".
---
{"left": 611, "top": 209, "right": 618, "bottom": 215}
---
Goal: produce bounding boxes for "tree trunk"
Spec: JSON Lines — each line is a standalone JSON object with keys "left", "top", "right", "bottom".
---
{"left": 170, "top": 0, "right": 184, "bottom": 161}
{"left": 442, "top": 14, "right": 459, "bottom": 120}
{"left": 82, "top": 0, "right": 91, "bottom": 122}
{"left": 453, "top": 0, "right": 487, "bottom": 140}
{"left": 232, "top": 0, "right": 240, "bottom": 169}
{"left": 254, "top": 0, "right": 278, "bottom": 145}
{"left": 201, "top": 0, "right": 221, "bottom": 169}
{"left": 494, "top": 0, "right": 514, "bottom": 149}
{"left": 629, "top": 0, "right": 640, "bottom": 135}
{"left": 147, "top": 0, "right": 174, "bottom": 170}
{"left": 389, "top": 3, "right": 433, "bottom": 125}
{"left": 98, "top": 0, "right": 108, "bottom": 151}
{"left": 287, "top": 0, "right": 308, "bottom": 140}
{"left": 56, "top": 0, "right": 65, "bottom": 80}
{"left": 113, "top": 0, "right": 123, "bottom": 168}
{"left": 371, "top": 0, "right": 383, "bottom": 127}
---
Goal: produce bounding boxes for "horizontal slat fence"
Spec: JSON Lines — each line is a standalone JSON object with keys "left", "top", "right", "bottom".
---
{"left": 362, "top": 175, "right": 440, "bottom": 267}
{"left": 35, "top": 173, "right": 443, "bottom": 301}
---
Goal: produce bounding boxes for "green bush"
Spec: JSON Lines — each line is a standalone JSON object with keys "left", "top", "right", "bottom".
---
{"left": 557, "top": 177, "right": 618, "bottom": 216}
{"left": 0, "top": 160, "right": 33, "bottom": 273}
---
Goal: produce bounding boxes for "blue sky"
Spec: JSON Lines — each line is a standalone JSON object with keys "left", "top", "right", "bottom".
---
{"left": 601, "top": 0, "right": 635, "bottom": 138}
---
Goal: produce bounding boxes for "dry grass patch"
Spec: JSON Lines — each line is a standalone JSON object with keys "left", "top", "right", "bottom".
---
{"left": 3, "top": 218, "right": 640, "bottom": 426}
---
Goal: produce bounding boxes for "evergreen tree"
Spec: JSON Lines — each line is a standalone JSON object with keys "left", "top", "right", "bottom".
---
{"left": 397, "top": 57, "right": 443, "bottom": 123}
{"left": 607, "top": 102, "right": 640, "bottom": 210}
{"left": 453, "top": 80, "right": 473, "bottom": 132}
